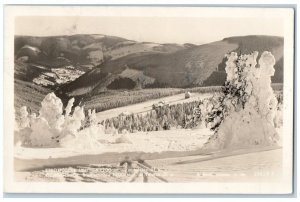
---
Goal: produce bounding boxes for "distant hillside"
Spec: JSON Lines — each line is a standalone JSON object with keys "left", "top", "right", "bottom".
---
{"left": 15, "top": 34, "right": 186, "bottom": 67}
{"left": 14, "top": 34, "right": 188, "bottom": 88}
{"left": 60, "top": 35, "right": 283, "bottom": 97}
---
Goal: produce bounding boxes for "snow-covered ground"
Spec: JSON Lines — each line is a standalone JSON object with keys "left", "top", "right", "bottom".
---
{"left": 14, "top": 126, "right": 282, "bottom": 183}
{"left": 148, "top": 147, "right": 282, "bottom": 183}
{"left": 15, "top": 146, "right": 282, "bottom": 183}
{"left": 15, "top": 127, "right": 213, "bottom": 161}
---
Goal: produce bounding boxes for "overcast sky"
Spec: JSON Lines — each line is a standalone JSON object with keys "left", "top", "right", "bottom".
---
{"left": 15, "top": 16, "right": 283, "bottom": 44}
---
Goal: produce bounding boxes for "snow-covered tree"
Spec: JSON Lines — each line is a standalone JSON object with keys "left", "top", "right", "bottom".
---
{"left": 15, "top": 93, "right": 103, "bottom": 148}
{"left": 204, "top": 51, "right": 281, "bottom": 150}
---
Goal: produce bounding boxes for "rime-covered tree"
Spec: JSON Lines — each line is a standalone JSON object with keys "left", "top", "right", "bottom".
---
{"left": 204, "top": 51, "right": 281, "bottom": 150}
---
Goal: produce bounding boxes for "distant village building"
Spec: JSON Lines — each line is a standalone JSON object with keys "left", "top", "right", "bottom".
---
{"left": 185, "top": 91, "right": 191, "bottom": 99}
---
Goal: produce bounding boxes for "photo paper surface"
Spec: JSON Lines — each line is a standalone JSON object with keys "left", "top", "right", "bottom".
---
{"left": 3, "top": 5, "right": 294, "bottom": 194}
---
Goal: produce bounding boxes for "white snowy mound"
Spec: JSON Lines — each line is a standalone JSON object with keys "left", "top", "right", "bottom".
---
{"left": 205, "top": 110, "right": 279, "bottom": 150}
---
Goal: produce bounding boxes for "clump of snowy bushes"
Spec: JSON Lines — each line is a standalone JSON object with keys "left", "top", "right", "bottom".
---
{"left": 15, "top": 93, "right": 103, "bottom": 148}
{"left": 202, "top": 51, "right": 283, "bottom": 150}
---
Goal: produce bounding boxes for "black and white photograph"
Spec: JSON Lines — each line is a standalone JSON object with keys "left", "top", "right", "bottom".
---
{"left": 3, "top": 5, "right": 294, "bottom": 194}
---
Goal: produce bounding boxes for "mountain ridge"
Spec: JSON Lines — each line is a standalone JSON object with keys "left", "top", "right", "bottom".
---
{"left": 14, "top": 34, "right": 283, "bottom": 97}
{"left": 58, "top": 35, "right": 283, "bottom": 97}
